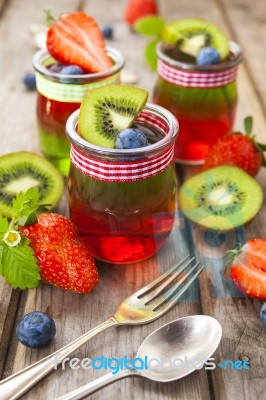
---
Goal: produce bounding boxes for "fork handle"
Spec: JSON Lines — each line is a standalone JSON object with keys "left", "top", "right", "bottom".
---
{"left": 0, "top": 318, "right": 118, "bottom": 400}
{"left": 55, "top": 369, "right": 136, "bottom": 400}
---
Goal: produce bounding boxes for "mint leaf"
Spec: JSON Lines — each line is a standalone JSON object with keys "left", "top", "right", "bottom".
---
{"left": 145, "top": 39, "right": 159, "bottom": 71}
{"left": 0, "top": 215, "right": 9, "bottom": 235}
{"left": 0, "top": 238, "right": 40, "bottom": 289}
{"left": 134, "top": 16, "right": 165, "bottom": 37}
{"left": 244, "top": 116, "right": 253, "bottom": 135}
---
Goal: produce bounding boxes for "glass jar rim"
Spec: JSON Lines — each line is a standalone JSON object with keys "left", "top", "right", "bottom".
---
{"left": 156, "top": 40, "right": 242, "bottom": 72}
{"left": 66, "top": 104, "right": 179, "bottom": 159}
{"left": 33, "top": 46, "right": 125, "bottom": 82}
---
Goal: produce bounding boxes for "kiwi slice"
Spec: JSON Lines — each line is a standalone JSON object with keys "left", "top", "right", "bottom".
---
{"left": 179, "top": 166, "right": 263, "bottom": 231}
{"left": 78, "top": 85, "right": 148, "bottom": 148}
{"left": 0, "top": 152, "right": 64, "bottom": 218}
{"left": 162, "top": 18, "right": 230, "bottom": 60}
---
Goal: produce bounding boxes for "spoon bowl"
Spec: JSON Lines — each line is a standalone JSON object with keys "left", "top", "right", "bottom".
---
{"left": 56, "top": 315, "right": 222, "bottom": 400}
{"left": 138, "top": 315, "right": 222, "bottom": 382}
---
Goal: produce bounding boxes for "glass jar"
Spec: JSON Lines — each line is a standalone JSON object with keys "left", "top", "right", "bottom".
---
{"left": 33, "top": 47, "right": 124, "bottom": 175}
{"left": 66, "top": 104, "right": 179, "bottom": 264}
{"left": 152, "top": 41, "right": 242, "bottom": 164}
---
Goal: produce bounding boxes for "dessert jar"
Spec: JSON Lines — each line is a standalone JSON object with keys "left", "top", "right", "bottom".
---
{"left": 66, "top": 104, "right": 179, "bottom": 264}
{"left": 33, "top": 47, "right": 124, "bottom": 175}
{"left": 152, "top": 41, "right": 242, "bottom": 164}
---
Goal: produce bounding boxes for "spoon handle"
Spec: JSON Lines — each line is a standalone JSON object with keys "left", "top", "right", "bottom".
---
{"left": 55, "top": 369, "right": 135, "bottom": 400}
{"left": 0, "top": 318, "right": 117, "bottom": 400}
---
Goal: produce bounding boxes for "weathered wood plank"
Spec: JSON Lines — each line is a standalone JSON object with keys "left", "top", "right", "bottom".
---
{"left": 156, "top": 0, "right": 266, "bottom": 399}
{"left": 0, "top": 0, "right": 81, "bottom": 379}
{"left": 218, "top": 0, "right": 266, "bottom": 117}
{"left": 0, "top": 1, "right": 208, "bottom": 400}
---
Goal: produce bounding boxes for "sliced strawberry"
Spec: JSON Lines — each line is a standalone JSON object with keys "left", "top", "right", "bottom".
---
{"left": 230, "top": 239, "right": 266, "bottom": 300}
{"left": 46, "top": 12, "right": 113, "bottom": 73}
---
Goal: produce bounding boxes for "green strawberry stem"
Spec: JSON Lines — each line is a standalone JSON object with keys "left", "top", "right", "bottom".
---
{"left": 44, "top": 9, "right": 55, "bottom": 26}
{"left": 244, "top": 115, "right": 253, "bottom": 136}
{"left": 242, "top": 115, "right": 266, "bottom": 167}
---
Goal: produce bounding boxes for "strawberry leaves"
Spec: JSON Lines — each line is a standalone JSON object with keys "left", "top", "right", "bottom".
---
{"left": 0, "top": 238, "right": 41, "bottom": 289}
{"left": 0, "top": 187, "right": 48, "bottom": 290}
{"left": 242, "top": 116, "right": 266, "bottom": 168}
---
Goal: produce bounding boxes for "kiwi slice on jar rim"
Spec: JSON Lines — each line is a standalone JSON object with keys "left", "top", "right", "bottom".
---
{"left": 179, "top": 165, "right": 263, "bottom": 231}
{"left": 162, "top": 18, "right": 230, "bottom": 61}
{"left": 0, "top": 152, "right": 64, "bottom": 218}
{"left": 78, "top": 85, "right": 148, "bottom": 148}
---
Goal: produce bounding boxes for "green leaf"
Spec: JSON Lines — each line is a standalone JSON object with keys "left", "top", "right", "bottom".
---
{"left": 0, "top": 215, "right": 9, "bottom": 234}
{"left": 134, "top": 16, "right": 165, "bottom": 37}
{"left": 13, "top": 187, "right": 40, "bottom": 214}
{"left": 145, "top": 39, "right": 159, "bottom": 71}
{"left": 244, "top": 116, "right": 253, "bottom": 135}
{"left": 0, "top": 245, "right": 3, "bottom": 269}
{"left": 0, "top": 238, "right": 41, "bottom": 290}
{"left": 18, "top": 204, "right": 50, "bottom": 226}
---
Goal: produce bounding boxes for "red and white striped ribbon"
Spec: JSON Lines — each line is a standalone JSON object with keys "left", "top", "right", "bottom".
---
{"left": 158, "top": 59, "right": 238, "bottom": 88}
{"left": 70, "top": 111, "right": 174, "bottom": 182}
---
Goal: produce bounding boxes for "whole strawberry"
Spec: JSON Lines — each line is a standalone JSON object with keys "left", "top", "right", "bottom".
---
{"left": 204, "top": 116, "right": 266, "bottom": 176}
{"left": 124, "top": 0, "right": 158, "bottom": 26}
{"left": 46, "top": 12, "right": 113, "bottom": 73}
{"left": 20, "top": 214, "right": 99, "bottom": 294}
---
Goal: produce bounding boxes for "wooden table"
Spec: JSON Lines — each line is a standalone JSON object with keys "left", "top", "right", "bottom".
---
{"left": 0, "top": 0, "right": 265, "bottom": 399}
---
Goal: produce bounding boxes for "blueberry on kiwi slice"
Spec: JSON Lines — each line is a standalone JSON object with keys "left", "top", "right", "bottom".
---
{"left": 0, "top": 152, "right": 64, "bottom": 218}
{"left": 162, "top": 18, "right": 230, "bottom": 61}
{"left": 78, "top": 85, "right": 148, "bottom": 148}
{"left": 179, "top": 166, "right": 263, "bottom": 231}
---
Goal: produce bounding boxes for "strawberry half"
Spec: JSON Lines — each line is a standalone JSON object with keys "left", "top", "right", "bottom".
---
{"left": 230, "top": 239, "right": 266, "bottom": 300}
{"left": 46, "top": 12, "right": 113, "bottom": 73}
{"left": 20, "top": 214, "right": 99, "bottom": 294}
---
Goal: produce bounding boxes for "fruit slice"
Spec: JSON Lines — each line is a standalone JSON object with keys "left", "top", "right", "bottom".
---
{"left": 230, "top": 239, "right": 266, "bottom": 300}
{"left": 78, "top": 85, "right": 148, "bottom": 148}
{"left": 179, "top": 166, "right": 263, "bottom": 231}
{"left": 0, "top": 152, "right": 64, "bottom": 218}
{"left": 46, "top": 12, "right": 113, "bottom": 73}
{"left": 162, "top": 18, "right": 230, "bottom": 60}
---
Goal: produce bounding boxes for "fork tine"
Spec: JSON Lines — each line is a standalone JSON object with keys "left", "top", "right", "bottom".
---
{"left": 143, "top": 257, "right": 196, "bottom": 304}
{"left": 135, "top": 255, "right": 193, "bottom": 298}
{"left": 153, "top": 263, "right": 204, "bottom": 312}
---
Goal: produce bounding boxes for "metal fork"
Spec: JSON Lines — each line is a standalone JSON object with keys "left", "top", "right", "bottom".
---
{"left": 0, "top": 256, "right": 204, "bottom": 400}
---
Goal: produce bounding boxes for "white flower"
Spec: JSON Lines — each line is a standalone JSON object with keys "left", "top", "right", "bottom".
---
{"left": 3, "top": 230, "right": 21, "bottom": 247}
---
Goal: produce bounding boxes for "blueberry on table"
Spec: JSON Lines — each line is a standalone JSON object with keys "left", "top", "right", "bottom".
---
{"left": 101, "top": 25, "right": 113, "bottom": 39}
{"left": 260, "top": 303, "right": 266, "bottom": 325}
{"left": 60, "top": 65, "right": 84, "bottom": 75}
{"left": 196, "top": 46, "right": 221, "bottom": 65}
{"left": 16, "top": 311, "right": 56, "bottom": 348}
{"left": 23, "top": 72, "right": 36, "bottom": 90}
{"left": 115, "top": 128, "right": 149, "bottom": 149}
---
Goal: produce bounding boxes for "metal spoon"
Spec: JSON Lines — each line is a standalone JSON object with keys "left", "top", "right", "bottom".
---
{"left": 56, "top": 315, "right": 222, "bottom": 400}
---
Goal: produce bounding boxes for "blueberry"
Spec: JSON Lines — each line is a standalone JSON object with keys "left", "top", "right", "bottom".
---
{"left": 16, "top": 311, "right": 56, "bottom": 348}
{"left": 115, "top": 128, "right": 149, "bottom": 149}
{"left": 60, "top": 65, "right": 84, "bottom": 75}
{"left": 23, "top": 72, "right": 36, "bottom": 90}
{"left": 196, "top": 47, "right": 221, "bottom": 66}
{"left": 260, "top": 303, "right": 266, "bottom": 325}
{"left": 101, "top": 25, "right": 113, "bottom": 39}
